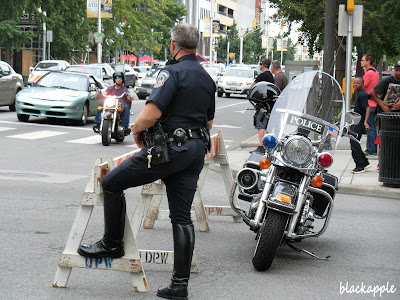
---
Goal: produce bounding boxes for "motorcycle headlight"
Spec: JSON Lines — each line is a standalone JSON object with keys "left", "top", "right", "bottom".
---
{"left": 104, "top": 97, "right": 117, "bottom": 108}
{"left": 282, "top": 136, "right": 313, "bottom": 167}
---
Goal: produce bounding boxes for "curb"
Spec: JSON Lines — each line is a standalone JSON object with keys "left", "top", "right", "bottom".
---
{"left": 337, "top": 184, "right": 400, "bottom": 200}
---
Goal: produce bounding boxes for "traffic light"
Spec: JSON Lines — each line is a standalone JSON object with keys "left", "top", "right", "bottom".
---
{"left": 253, "top": 18, "right": 257, "bottom": 29}
{"left": 280, "top": 20, "right": 284, "bottom": 29}
{"left": 345, "top": 0, "right": 354, "bottom": 13}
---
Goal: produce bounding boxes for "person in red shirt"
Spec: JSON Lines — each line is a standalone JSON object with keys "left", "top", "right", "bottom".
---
{"left": 361, "top": 54, "right": 379, "bottom": 155}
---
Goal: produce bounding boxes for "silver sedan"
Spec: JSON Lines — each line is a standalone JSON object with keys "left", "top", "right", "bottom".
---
{"left": 0, "top": 61, "right": 24, "bottom": 111}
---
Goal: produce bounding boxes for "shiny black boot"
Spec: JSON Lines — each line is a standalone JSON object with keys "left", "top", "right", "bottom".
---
{"left": 157, "top": 224, "right": 195, "bottom": 300}
{"left": 77, "top": 191, "right": 126, "bottom": 258}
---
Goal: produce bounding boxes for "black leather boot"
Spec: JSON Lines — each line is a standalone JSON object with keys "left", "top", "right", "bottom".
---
{"left": 78, "top": 191, "right": 126, "bottom": 258}
{"left": 157, "top": 224, "right": 195, "bottom": 300}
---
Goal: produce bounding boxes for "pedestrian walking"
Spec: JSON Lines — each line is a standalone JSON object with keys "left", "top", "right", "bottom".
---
{"left": 361, "top": 54, "right": 379, "bottom": 156}
{"left": 77, "top": 24, "right": 216, "bottom": 300}
{"left": 350, "top": 77, "right": 371, "bottom": 174}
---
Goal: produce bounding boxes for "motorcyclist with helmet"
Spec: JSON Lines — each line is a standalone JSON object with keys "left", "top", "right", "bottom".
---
{"left": 93, "top": 71, "right": 136, "bottom": 135}
{"left": 248, "top": 81, "right": 281, "bottom": 153}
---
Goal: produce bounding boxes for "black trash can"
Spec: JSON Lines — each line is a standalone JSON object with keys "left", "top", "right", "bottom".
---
{"left": 378, "top": 112, "right": 400, "bottom": 187}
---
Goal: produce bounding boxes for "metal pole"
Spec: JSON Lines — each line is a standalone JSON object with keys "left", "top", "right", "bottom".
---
{"left": 42, "top": 11, "right": 46, "bottom": 61}
{"left": 239, "top": 26, "right": 243, "bottom": 64}
{"left": 209, "top": 0, "right": 213, "bottom": 63}
{"left": 345, "top": 12, "right": 353, "bottom": 111}
{"left": 227, "top": 41, "right": 230, "bottom": 65}
{"left": 97, "top": 0, "right": 102, "bottom": 63}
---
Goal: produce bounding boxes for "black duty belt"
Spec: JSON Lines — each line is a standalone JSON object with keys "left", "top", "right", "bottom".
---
{"left": 166, "top": 128, "right": 202, "bottom": 143}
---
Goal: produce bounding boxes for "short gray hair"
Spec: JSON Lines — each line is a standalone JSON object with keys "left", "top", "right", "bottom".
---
{"left": 170, "top": 24, "right": 199, "bottom": 50}
{"left": 272, "top": 60, "right": 281, "bottom": 70}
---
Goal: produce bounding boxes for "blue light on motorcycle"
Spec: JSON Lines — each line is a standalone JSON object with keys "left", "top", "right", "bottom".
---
{"left": 262, "top": 134, "right": 278, "bottom": 149}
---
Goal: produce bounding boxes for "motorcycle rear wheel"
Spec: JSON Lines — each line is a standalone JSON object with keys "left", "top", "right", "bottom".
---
{"left": 102, "top": 119, "right": 112, "bottom": 146}
{"left": 252, "top": 209, "right": 288, "bottom": 271}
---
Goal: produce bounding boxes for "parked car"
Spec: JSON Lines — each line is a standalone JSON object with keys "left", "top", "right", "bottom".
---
{"left": 16, "top": 71, "right": 105, "bottom": 125}
{"left": 89, "top": 63, "right": 115, "bottom": 78}
{"left": 28, "top": 60, "right": 70, "bottom": 85}
{"left": 217, "top": 67, "right": 258, "bottom": 97}
{"left": 382, "top": 70, "right": 394, "bottom": 78}
{"left": 134, "top": 69, "right": 159, "bottom": 99}
{"left": 111, "top": 64, "right": 138, "bottom": 87}
{"left": 65, "top": 65, "right": 113, "bottom": 86}
{"left": 203, "top": 66, "right": 219, "bottom": 86}
{"left": 0, "top": 61, "right": 24, "bottom": 111}
{"left": 133, "top": 66, "right": 152, "bottom": 79}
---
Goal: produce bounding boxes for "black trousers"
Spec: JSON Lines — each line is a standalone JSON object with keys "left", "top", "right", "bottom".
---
{"left": 102, "top": 139, "right": 207, "bottom": 225}
{"left": 350, "top": 123, "right": 369, "bottom": 168}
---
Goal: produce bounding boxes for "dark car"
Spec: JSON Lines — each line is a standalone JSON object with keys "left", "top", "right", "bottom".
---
{"left": 0, "top": 61, "right": 24, "bottom": 111}
{"left": 111, "top": 64, "right": 138, "bottom": 87}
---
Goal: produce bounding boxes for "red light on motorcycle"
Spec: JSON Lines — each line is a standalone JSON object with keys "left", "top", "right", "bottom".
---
{"left": 259, "top": 158, "right": 270, "bottom": 169}
{"left": 318, "top": 152, "right": 333, "bottom": 168}
{"left": 97, "top": 106, "right": 102, "bottom": 111}
{"left": 312, "top": 176, "right": 323, "bottom": 187}
{"left": 118, "top": 107, "right": 122, "bottom": 112}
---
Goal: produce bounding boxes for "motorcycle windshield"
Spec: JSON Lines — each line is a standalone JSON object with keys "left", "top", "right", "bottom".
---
{"left": 267, "top": 71, "right": 345, "bottom": 151}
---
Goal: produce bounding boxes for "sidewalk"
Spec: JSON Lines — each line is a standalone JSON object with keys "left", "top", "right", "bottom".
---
{"left": 223, "top": 134, "right": 400, "bottom": 200}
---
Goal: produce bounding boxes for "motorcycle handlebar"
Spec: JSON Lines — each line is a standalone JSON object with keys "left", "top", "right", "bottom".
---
{"left": 342, "top": 127, "right": 360, "bottom": 143}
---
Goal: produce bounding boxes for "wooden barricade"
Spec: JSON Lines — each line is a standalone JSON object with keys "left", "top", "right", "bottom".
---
{"left": 142, "top": 129, "right": 241, "bottom": 232}
{"left": 53, "top": 129, "right": 238, "bottom": 292}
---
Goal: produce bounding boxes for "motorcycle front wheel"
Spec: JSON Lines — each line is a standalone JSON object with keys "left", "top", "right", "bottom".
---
{"left": 102, "top": 119, "right": 112, "bottom": 146}
{"left": 252, "top": 209, "right": 288, "bottom": 271}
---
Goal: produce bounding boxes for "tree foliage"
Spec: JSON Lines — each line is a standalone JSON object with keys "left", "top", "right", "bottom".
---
{"left": 0, "top": 0, "right": 186, "bottom": 63}
{"left": 269, "top": 0, "right": 400, "bottom": 63}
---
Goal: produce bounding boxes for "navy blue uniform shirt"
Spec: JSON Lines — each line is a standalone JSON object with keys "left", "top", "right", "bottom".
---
{"left": 148, "top": 54, "right": 216, "bottom": 132}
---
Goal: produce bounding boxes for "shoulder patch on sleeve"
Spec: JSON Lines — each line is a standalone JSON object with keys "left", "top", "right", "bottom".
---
{"left": 154, "top": 70, "right": 170, "bottom": 89}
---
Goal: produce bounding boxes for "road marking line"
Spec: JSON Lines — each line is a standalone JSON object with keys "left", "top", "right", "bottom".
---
{"left": 0, "top": 127, "right": 16, "bottom": 132}
{"left": 213, "top": 124, "right": 241, "bottom": 129}
{"left": 66, "top": 135, "right": 101, "bottom": 144}
{"left": 0, "top": 120, "right": 92, "bottom": 131}
{"left": 215, "top": 101, "right": 248, "bottom": 110}
{"left": 7, "top": 130, "right": 68, "bottom": 140}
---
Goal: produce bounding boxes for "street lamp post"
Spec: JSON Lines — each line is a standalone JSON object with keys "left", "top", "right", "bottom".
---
{"left": 239, "top": 26, "right": 243, "bottom": 64}
{"left": 97, "top": 0, "right": 102, "bottom": 63}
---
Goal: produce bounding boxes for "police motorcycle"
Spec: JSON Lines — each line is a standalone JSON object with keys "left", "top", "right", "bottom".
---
{"left": 96, "top": 90, "right": 132, "bottom": 146}
{"left": 230, "top": 70, "right": 361, "bottom": 271}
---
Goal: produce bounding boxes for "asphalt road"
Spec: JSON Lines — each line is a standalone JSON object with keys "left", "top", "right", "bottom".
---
{"left": 1, "top": 95, "right": 399, "bottom": 300}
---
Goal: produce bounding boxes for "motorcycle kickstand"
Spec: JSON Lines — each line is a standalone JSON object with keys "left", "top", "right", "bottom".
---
{"left": 286, "top": 241, "right": 331, "bottom": 260}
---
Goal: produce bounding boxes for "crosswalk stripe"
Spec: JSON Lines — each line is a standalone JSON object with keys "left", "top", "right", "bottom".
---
{"left": 0, "top": 127, "right": 16, "bottom": 132}
{"left": 66, "top": 135, "right": 101, "bottom": 144}
{"left": 7, "top": 130, "right": 68, "bottom": 140}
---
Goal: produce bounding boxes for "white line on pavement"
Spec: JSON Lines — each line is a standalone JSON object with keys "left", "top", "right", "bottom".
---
{"left": 7, "top": 130, "right": 68, "bottom": 140}
{"left": 215, "top": 101, "right": 248, "bottom": 110}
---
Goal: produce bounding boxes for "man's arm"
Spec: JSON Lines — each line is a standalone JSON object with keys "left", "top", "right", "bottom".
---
{"left": 364, "top": 106, "right": 370, "bottom": 130}
{"left": 131, "top": 101, "right": 162, "bottom": 148}
{"left": 370, "top": 89, "right": 391, "bottom": 112}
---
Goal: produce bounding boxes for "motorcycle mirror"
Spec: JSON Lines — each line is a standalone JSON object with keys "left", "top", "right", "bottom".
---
{"left": 345, "top": 111, "right": 361, "bottom": 125}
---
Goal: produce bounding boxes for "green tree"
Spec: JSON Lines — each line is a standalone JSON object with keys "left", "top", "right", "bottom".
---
{"left": 269, "top": 0, "right": 400, "bottom": 63}
{"left": 0, "top": 0, "right": 41, "bottom": 63}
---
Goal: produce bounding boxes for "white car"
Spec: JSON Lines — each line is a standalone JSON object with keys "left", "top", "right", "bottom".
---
{"left": 28, "top": 60, "right": 70, "bottom": 85}
{"left": 217, "top": 67, "right": 258, "bottom": 97}
{"left": 133, "top": 66, "right": 152, "bottom": 79}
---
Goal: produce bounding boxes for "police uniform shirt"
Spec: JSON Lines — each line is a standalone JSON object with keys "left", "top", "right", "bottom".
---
{"left": 148, "top": 54, "right": 216, "bottom": 132}
{"left": 254, "top": 70, "right": 274, "bottom": 84}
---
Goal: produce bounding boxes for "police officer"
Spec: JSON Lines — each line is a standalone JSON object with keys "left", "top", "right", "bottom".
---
{"left": 250, "top": 58, "right": 275, "bottom": 153}
{"left": 77, "top": 24, "right": 216, "bottom": 300}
